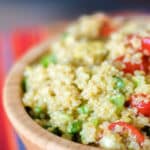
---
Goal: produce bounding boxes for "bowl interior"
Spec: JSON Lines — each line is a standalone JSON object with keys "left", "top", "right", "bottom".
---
{"left": 3, "top": 39, "right": 100, "bottom": 150}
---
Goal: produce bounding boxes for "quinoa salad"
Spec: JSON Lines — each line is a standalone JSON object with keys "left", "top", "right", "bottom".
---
{"left": 22, "top": 13, "right": 150, "bottom": 150}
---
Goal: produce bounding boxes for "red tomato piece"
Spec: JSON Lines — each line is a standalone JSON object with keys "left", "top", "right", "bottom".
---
{"left": 130, "top": 93, "right": 150, "bottom": 117}
{"left": 115, "top": 56, "right": 147, "bottom": 74}
{"left": 127, "top": 34, "right": 140, "bottom": 41}
{"left": 100, "top": 21, "right": 116, "bottom": 37}
{"left": 123, "top": 61, "right": 145, "bottom": 74}
{"left": 126, "top": 35, "right": 150, "bottom": 56}
{"left": 126, "top": 34, "right": 141, "bottom": 47}
{"left": 142, "top": 56, "right": 150, "bottom": 73}
{"left": 109, "top": 121, "right": 144, "bottom": 144}
{"left": 141, "top": 37, "right": 150, "bottom": 56}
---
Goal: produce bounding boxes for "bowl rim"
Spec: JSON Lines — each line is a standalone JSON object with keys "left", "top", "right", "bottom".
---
{"left": 3, "top": 39, "right": 100, "bottom": 150}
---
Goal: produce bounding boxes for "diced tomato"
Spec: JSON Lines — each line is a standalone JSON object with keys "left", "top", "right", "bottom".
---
{"left": 115, "top": 56, "right": 147, "bottom": 74}
{"left": 109, "top": 121, "right": 144, "bottom": 144}
{"left": 142, "top": 55, "right": 150, "bottom": 73}
{"left": 122, "top": 61, "right": 145, "bottom": 74}
{"left": 100, "top": 21, "right": 116, "bottom": 37}
{"left": 127, "top": 34, "right": 141, "bottom": 41}
{"left": 130, "top": 93, "right": 150, "bottom": 117}
{"left": 141, "top": 37, "right": 150, "bottom": 56}
{"left": 115, "top": 55, "right": 150, "bottom": 74}
{"left": 126, "top": 35, "right": 150, "bottom": 56}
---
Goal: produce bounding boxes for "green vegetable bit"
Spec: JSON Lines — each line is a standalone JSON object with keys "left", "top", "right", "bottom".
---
{"left": 34, "top": 106, "right": 42, "bottom": 114}
{"left": 40, "top": 54, "right": 57, "bottom": 67}
{"left": 33, "top": 106, "right": 49, "bottom": 119}
{"left": 110, "top": 94, "right": 125, "bottom": 109}
{"left": 114, "top": 76, "right": 125, "bottom": 90}
{"left": 77, "top": 105, "right": 90, "bottom": 114}
{"left": 22, "top": 77, "right": 27, "bottom": 92}
{"left": 67, "top": 120, "right": 82, "bottom": 134}
{"left": 91, "top": 119, "right": 100, "bottom": 127}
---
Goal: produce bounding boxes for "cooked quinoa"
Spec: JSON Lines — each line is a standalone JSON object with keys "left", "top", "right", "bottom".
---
{"left": 22, "top": 13, "right": 150, "bottom": 150}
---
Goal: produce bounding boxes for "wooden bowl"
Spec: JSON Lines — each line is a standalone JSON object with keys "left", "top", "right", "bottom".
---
{"left": 3, "top": 39, "right": 100, "bottom": 150}
{"left": 3, "top": 13, "right": 149, "bottom": 150}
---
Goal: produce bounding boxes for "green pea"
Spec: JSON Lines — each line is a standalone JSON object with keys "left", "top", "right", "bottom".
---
{"left": 40, "top": 54, "right": 57, "bottom": 67}
{"left": 77, "top": 105, "right": 90, "bottom": 114}
{"left": 67, "top": 120, "right": 82, "bottom": 134}
{"left": 33, "top": 106, "right": 47, "bottom": 119}
{"left": 34, "top": 106, "right": 42, "bottom": 114}
{"left": 114, "top": 76, "right": 125, "bottom": 90}
{"left": 110, "top": 94, "right": 125, "bottom": 109}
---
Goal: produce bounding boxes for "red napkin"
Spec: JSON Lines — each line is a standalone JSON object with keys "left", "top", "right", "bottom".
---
{"left": 0, "top": 36, "right": 18, "bottom": 150}
{"left": 11, "top": 27, "right": 49, "bottom": 60}
{"left": 1, "top": 27, "right": 49, "bottom": 150}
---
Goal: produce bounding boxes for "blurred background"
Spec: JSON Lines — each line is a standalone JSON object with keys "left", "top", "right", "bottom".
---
{"left": 1, "top": 0, "right": 150, "bottom": 149}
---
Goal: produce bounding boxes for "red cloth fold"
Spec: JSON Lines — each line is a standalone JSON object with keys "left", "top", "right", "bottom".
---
{"left": 11, "top": 27, "right": 49, "bottom": 60}
{"left": 1, "top": 27, "right": 49, "bottom": 149}
{"left": 0, "top": 36, "right": 18, "bottom": 150}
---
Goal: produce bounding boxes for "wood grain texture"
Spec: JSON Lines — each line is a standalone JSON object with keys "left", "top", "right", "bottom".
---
{"left": 3, "top": 39, "right": 100, "bottom": 150}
